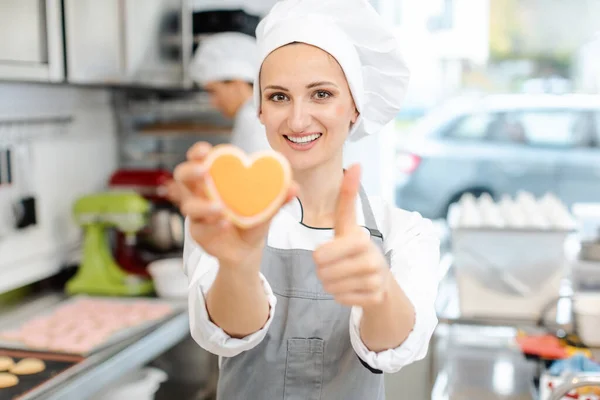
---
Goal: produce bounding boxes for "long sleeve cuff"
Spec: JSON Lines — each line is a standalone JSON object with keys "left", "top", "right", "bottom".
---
{"left": 188, "top": 269, "right": 277, "bottom": 358}
{"left": 349, "top": 296, "right": 438, "bottom": 374}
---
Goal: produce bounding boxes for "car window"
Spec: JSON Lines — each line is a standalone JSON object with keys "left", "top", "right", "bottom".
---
{"left": 442, "top": 113, "right": 495, "bottom": 141}
{"left": 594, "top": 112, "right": 600, "bottom": 147}
{"left": 493, "top": 110, "right": 589, "bottom": 148}
{"left": 573, "top": 112, "right": 598, "bottom": 148}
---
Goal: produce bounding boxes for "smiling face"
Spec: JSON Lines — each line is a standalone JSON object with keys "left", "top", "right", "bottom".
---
{"left": 258, "top": 43, "right": 359, "bottom": 173}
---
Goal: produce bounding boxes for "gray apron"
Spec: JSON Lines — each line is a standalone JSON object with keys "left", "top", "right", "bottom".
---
{"left": 217, "top": 187, "right": 390, "bottom": 400}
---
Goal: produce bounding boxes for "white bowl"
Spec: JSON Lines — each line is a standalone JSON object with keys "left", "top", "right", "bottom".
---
{"left": 92, "top": 368, "right": 167, "bottom": 400}
{"left": 148, "top": 258, "right": 188, "bottom": 299}
{"left": 574, "top": 293, "right": 600, "bottom": 347}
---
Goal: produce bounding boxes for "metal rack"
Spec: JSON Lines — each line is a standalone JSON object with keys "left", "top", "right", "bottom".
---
{"left": 0, "top": 116, "right": 72, "bottom": 144}
{"left": 113, "top": 90, "right": 232, "bottom": 170}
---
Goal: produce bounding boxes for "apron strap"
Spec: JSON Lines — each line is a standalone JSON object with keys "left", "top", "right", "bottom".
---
{"left": 358, "top": 185, "right": 383, "bottom": 240}
{"left": 356, "top": 188, "right": 386, "bottom": 375}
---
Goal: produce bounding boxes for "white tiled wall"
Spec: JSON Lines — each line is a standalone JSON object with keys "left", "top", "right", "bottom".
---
{"left": 0, "top": 82, "right": 118, "bottom": 294}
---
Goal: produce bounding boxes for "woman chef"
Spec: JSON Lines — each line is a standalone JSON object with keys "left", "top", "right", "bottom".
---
{"left": 175, "top": 0, "right": 441, "bottom": 398}
{"left": 189, "top": 31, "right": 270, "bottom": 154}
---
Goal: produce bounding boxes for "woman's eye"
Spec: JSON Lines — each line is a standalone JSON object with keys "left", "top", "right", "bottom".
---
{"left": 269, "top": 93, "right": 288, "bottom": 102}
{"left": 314, "top": 90, "right": 332, "bottom": 100}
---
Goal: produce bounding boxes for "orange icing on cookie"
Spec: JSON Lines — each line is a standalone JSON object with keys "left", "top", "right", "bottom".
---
{"left": 204, "top": 145, "right": 292, "bottom": 228}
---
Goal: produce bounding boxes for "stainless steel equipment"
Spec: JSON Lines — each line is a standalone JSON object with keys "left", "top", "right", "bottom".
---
{"left": 147, "top": 204, "right": 184, "bottom": 251}
{"left": 448, "top": 192, "right": 576, "bottom": 320}
{"left": 547, "top": 374, "right": 600, "bottom": 400}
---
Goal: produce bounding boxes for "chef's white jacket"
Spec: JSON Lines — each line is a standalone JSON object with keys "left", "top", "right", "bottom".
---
{"left": 183, "top": 195, "right": 441, "bottom": 374}
{"left": 230, "top": 100, "right": 271, "bottom": 154}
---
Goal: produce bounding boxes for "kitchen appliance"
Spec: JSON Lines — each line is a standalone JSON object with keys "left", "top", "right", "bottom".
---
{"left": 65, "top": 192, "right": 154, "bottom": 296}
{"left": 449, "top": 192, "right": 576, "bottom": 319}
{"left": 108, "top": 169, "right": 184, "bottom": 277}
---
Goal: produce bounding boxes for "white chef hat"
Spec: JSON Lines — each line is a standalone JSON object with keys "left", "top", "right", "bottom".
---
{"left": 189, "top": 32, "right": 258, "bottom": 86}
{"left": 253, "top": 0, "right": 410, "bottom": 141}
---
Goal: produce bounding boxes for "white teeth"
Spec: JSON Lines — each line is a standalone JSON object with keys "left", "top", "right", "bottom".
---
{"left": 286, "top": 134, "right": 321, "bottom": 144}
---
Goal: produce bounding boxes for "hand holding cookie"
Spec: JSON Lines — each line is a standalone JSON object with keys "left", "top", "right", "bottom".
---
{"left": 175, "top": 142, "right": 297, "bottom": 269}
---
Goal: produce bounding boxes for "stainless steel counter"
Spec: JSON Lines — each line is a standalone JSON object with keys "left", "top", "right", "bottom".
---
{"left": 431, "top": 259, "right": 563, "bottom": 400}
{"left": 0, "top": 293, "right": 190, "bottom": 400}
{"left": 431, "top": 252, "right": 600, "bottom": 400}
{"left": 431, "top": 324, "right": 539, "bottom": 400}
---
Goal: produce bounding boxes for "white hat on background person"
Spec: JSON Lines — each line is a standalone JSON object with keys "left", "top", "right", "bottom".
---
{"left": 190, "top": 32, "right": 258, "bottom": 86}
{"left": 253, "top": 0, "right": 411, "bottom": 142}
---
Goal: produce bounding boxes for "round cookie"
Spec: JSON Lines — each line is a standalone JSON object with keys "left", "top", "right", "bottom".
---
{"left": 0, "top": 373, "right": 19, "bottom": 389}
{"left": 0, "top": 357, "right": 15, "bottom": 372}
{"left": 10, "top": 358, "right": 46, "bottom": 375}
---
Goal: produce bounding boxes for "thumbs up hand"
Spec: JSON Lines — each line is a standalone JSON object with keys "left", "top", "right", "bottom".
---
{"left": 313, "top": 165, "right": 392, "bottom": 308}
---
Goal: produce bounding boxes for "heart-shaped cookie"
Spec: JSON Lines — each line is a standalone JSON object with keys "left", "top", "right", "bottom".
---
{"left": 204, "top": 145, "right": 292, "bottom": 228}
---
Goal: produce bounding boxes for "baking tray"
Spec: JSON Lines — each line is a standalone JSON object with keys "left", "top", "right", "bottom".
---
{"left": 0, "top": 295, "right": 185, "bottom": 357}
{"left": 0, "top": 349, "right": 84, "bottom": 400}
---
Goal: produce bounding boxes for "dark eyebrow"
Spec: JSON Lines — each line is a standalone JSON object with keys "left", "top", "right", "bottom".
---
{"left": 264, "top": 81, "right": 339, "bottom": 92}
{"left": 306, "top": 81, "right": 338, "bottom": 89}
{"left": 264, "top": 85, "right": 288, "bottom": 91}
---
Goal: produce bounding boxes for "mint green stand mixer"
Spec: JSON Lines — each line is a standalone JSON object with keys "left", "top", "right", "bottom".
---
{"left": 66, "top": 191, "right": 155, "bottom": 296}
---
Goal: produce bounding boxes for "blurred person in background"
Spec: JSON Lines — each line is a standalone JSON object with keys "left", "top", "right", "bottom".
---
{"left": 167, "top": 32, "right": 270, "bottom": 206}
{"left": 189, "top": 31, "right": 270, "bottom": 153}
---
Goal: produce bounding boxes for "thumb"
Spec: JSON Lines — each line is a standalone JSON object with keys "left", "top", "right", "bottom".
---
{"left": 334, "top": 164, "right": 361, "bottom": 237}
